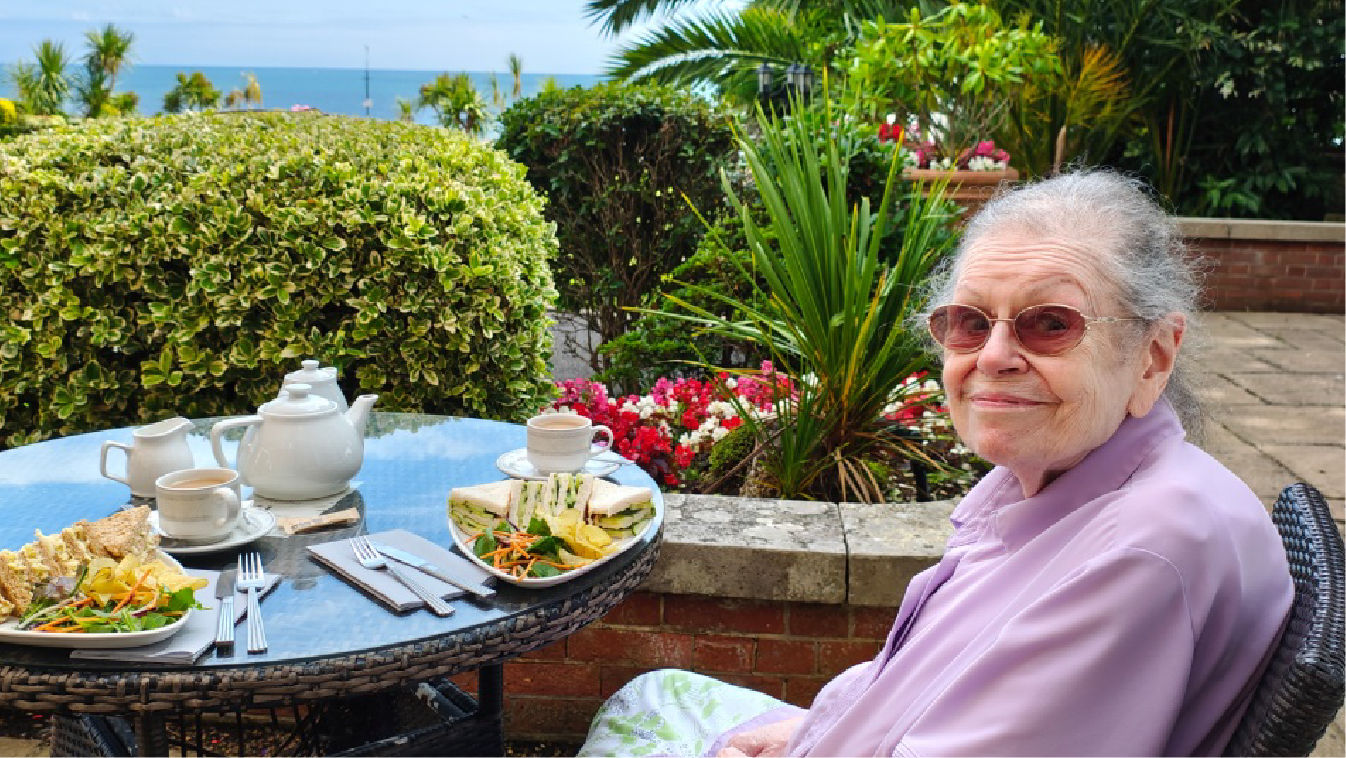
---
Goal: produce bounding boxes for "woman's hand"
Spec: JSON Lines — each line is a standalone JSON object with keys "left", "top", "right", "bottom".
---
{"left": 716, "top": 717, "right": 804, "bottom": 757}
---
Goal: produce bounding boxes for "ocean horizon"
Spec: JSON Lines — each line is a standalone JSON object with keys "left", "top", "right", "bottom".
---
{"left": 6, "top": 64, "right": 606, "bottom": 128}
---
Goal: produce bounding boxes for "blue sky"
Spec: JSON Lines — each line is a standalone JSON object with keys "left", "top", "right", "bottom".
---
{"left": 1, "top": 0, "right": 742, "bottom": 75}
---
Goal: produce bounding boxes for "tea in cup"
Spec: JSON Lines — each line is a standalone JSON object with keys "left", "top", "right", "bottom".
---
{"left": 526, "top": 413, "right": 614, "bottom": 475}
{"left": 155, "top": 467, "right": 242, "bottom": 544}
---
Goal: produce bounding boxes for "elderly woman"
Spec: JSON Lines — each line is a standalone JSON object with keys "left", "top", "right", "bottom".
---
{"left": 577, "top": 170, "right": 1293, "bottom": 757}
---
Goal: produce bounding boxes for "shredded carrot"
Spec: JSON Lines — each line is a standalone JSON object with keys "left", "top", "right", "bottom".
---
{"left": 112, "top": 567, "right": 154, "bottom": 613}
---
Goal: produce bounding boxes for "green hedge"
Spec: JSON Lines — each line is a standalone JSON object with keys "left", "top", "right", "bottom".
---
{"left": 0, "top": 113, "right": 558, "bottom": 448}
{"left": 495, "top": 82, "right": 737, "bottom": 371}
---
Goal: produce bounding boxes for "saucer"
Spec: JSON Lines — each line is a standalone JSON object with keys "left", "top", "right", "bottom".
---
{"left": 495, "top": 448, "right": 621, "bottom": 481}
{"left": 150, "top": 507, "right": 277, "bottom": 555}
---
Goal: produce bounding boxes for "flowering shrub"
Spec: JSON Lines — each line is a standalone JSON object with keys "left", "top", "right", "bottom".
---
{"left": 543, "top": 364, "right": 987, "bottom": 499}
{"left": 877, "top": 118, "right": 1010, "bottom": 172}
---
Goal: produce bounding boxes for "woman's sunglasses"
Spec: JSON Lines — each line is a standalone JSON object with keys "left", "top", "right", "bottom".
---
{"left": 927, "top": 303, "right": 1143, "bottom": 356}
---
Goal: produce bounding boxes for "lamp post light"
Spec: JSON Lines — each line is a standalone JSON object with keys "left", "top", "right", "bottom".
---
{"left": 756, "top": 62, "right": 774, "bottom": 97}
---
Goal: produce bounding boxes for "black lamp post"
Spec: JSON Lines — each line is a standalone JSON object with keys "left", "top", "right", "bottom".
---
{"left": 756, "top": 63, "right": 773, "bottom": 97}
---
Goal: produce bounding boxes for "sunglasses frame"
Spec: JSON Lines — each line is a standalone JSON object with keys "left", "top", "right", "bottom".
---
{"left": 928, "top": 303, "right": 1144, "bottom": 356}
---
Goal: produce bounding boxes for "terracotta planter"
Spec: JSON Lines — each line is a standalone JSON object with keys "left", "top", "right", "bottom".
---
{"left": 902, "top": 167, "right": 1020, "bottom": 223}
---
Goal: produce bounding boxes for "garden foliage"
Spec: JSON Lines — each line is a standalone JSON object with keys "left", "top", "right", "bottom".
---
{"left": 0, "top": 113, "right": 558, "bottom": 448}
{"left": 495, "top": 82, "right": 737, "bottom": 371}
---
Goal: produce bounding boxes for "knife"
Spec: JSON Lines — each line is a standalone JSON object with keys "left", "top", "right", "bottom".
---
{"left": 368, "top": 542, "right": 496, "bottom": 599}
{"left": 214, "top": 569, "right": 236, "bottom": 651}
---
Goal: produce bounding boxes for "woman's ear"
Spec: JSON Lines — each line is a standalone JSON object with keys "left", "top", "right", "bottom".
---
{"left": 1127, "top": 313, "right": 1186, "bottom": 417}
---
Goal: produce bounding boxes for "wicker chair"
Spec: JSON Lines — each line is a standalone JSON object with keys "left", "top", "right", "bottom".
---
{"left": 1223, "top": 483, "right": 1345, "bottom": 757}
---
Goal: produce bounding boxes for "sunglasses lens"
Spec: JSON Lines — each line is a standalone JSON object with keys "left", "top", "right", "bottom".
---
{"left": 930, "top": 305, "right": 992, "bottom": 352}
{"left": 1015, "top": 304, "right": 1087, "bottom": 354}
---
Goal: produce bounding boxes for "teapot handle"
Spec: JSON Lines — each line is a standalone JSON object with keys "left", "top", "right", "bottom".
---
{"left": 210, "top": 416, "right": 262, "bottom": 471}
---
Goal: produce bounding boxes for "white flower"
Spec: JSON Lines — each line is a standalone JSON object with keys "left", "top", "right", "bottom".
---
{"left": 711, "top": 426, "right": 731, "bottom": 441}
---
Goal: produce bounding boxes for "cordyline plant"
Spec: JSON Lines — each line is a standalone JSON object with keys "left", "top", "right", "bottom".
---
{"left": 646, "top": 95, "right": 957, "bottom": 502}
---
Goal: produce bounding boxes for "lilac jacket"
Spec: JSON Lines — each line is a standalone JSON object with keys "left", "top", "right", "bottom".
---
{"left": 731, "top": 402, "right": 1293, "bottom": 756}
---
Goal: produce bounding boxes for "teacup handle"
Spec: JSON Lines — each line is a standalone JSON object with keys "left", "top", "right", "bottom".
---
{"left": 100, "top": 441, "right": 131, "bottom": 486}
{"left": 212, "top": 487, "right": 241, "bottom": 529}
{"left": 589, "top": 425, "right": 614, "bottom": 456}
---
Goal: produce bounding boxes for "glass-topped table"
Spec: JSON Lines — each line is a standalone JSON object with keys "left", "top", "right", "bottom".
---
{"left": 0, "top": 413, "right": 663, "bottom": 755}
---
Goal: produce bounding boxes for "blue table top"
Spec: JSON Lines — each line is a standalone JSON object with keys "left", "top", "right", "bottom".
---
{"left": 0, "top": 412, "right": 661, "bottom": 672}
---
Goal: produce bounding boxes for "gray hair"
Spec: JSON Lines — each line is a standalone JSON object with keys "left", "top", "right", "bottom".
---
{"left": 919, "top": 169, "right": 1207, "bottom": 441}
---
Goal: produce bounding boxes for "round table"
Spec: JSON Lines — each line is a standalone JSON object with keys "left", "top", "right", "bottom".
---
{"left": 0, "top": 413, "right": 662, "bottom": 755}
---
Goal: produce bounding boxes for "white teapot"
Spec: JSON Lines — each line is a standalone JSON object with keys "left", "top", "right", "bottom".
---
{"left": 210, "top": 384, "right": 379, "bottom": 500}
{"left": 282, "top": 359, "right": 347, "bottom": 411}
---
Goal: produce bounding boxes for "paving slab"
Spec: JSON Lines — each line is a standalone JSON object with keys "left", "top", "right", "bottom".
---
{"left": 1199, "top": 422, "right": 1300, "bottom": 505}
{"left": 1248, "top": 348, "right": 1346, "bottom": 374}
{"left": 1195, "top": 374, "right": 1264, "bottom": 405}
{"left": 1189, "top": 347, "right": 1279, "bottom": 373}
{"left": 1256, "top": 327, "right": 1345, "bottom": 351}
{"left": 1225, "top": 372, "right": 1344, "bottom": 406}
{"left": 1223, "top": 312, "right": 1346, "bottom": 330}
{"left": 0, "top": 738, "right": 44, "bottom": 757}
{"left": 644, "top": 494, "right": 847, "bottom": 602}
{"left": 1262, "top": 445, "right": 1345, "bottom": 500}
{"left": 1202, "top": 318, "right": 1284, "bottom": 349}
{"left": 839, "top": 499, "right": 956, "bottom": 607}
{"left": 1217, "top": 406, "right": 1344, "bottom": 448}
{"left": 1227, "top": 371, "right": 1340, "bottom": 406}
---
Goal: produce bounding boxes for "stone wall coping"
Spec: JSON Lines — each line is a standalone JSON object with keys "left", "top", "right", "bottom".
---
{"left": 1178, "top": 217, "right": 1346, "bottom": 243}
{"left": 644, "top": 493, "right": 958, "bottom": 607}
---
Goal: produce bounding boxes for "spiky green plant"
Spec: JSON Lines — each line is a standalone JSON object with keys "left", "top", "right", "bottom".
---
{"left": 648, "top": 97, "right": 957, "bottom": 501}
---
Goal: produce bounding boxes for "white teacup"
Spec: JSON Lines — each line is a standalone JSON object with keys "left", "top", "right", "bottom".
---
{"left": 155, "top": 467, "right": 243, "bottom": 544}
{"left": 526, "top": 413, "right": 614, "bottom": 475}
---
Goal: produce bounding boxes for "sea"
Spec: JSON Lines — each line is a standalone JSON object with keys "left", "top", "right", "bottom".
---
{"left": 62, "top": 64, "right": 605, "bottom": 131}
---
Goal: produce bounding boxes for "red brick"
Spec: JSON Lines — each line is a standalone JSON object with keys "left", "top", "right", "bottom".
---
{"left": 756, "top": 639, "right": 816, "bottom": 675}
{"left": 507, "top": 661, "right": 601, "bottom": 697}
{"left": 520, "top": 640, "right": 568, "bottom": 660}
{"left": 788, "top": 603, "right": 850, "bottom": 638}
{"left": 601, "top": 591, "right": 662, "bottom": 627}
{"left": 664, "top": 595, "right": 786, "bottom": 634}
{"left": 568, "top": 627, "right": 695, "bottom": 667}
{"left": 818, "top": 640, "right": 882, "bottom": 674}
{"left": 694, "top": 634, "right": 755, "bottom": 673}
{"left": 852, "top": 606, "right": 895, "bottom": 640}
{"left": 716, "top": 673, "right": 786, "bottom": 700}
{"left": 505, "top": 696, "right": 604, "bottom": 741}
{"left": 1287, "top": 265, "right": 1308, "bottom": 277}
{"left": 1225, "top": 262, "right": 1251, "bottom": 275}
{"left": 785, "top": 675, "right": 832, "bottom": 708}
{"left": 447, "top": 671, "right": 478, "bottom": 692}
{"left": 599, "top": 664, "right": 660, "bottom": 698}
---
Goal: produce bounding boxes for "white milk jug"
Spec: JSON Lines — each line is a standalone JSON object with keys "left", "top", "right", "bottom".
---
{"left": 100, "top": 416, "right": 196, "bottom": 497}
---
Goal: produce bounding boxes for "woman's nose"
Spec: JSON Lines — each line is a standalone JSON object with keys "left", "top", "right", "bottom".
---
{"left": 975, "top": 320, "right": 1028, "bottom": 374}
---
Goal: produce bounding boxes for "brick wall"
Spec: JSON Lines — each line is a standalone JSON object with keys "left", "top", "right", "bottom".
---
{"left": 448, "top": 591, "right": 895, "bottom": 744}
{"left": 1181, "top": 220, "right": 1344, "bottom": 313}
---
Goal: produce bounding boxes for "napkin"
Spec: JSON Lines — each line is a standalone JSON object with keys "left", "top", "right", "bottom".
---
{"left": 71, "top": 569, "right": 280, "bottom": 664}
{"left": 307, "top": 529, "right": 495, "bottom": 613}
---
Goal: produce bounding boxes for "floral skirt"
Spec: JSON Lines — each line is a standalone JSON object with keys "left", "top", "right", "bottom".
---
{"left": 577, "top": 669, "right": 800, "bottom": 757}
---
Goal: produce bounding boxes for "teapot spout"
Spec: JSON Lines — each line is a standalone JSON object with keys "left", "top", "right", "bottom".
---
{"left": 345, "top": 394, "right": 379, "bottom": 435}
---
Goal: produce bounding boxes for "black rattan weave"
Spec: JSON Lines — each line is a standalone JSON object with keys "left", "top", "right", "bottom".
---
{"left": 1223, "top": 483, "right": 1345, "bottom": 757}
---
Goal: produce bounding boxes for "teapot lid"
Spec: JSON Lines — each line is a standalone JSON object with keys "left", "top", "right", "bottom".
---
{"left": 284, "top": 359, "right": 338, "bottom": 385}
{"left": 260, "top": 383, "right": 338, "bottom": 418}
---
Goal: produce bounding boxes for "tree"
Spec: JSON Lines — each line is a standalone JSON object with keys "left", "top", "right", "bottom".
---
{"left": 583, "top": 0, "right": 938, "bottom": 103}
{"left": 9, "top": 40, "right": 72, "bottom": 115}
{"left": 507, "top": 52, "right": 524, "bottom": 99}
{"left": 163, "top": 72, "right": 221, "bottom": 113}
{"left": 417, "top": 73, "right": 489, "bottom": 135}
{"left": 84, "top": 23, "right": 134, "bottom": 94}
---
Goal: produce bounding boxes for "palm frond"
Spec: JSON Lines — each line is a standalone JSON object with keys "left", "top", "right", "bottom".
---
{"left": 585, "top": 0, "right": 707, "bottom": 36}
{"left": 605, "top": 7, "right": 811, "bottom": 102}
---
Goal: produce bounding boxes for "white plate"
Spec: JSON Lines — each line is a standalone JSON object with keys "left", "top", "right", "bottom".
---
{"left": 495, "top": 448, "right": 621, "bottom": 481}
{"left": 150, "top": 507, "right": 277, "bottom": 555}
{"left": 0, "top": 551, "right": 196, "bottom": 649}
{"left": 448, "top": 493, "right": 662, "bottom": 588}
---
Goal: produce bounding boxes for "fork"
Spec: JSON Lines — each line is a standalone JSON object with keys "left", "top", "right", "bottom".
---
{"left": 237, "top": 552, "right": 268, "bottom": 654}
{"left": 350, "top": 535, "right": 455, "bottom": 616}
